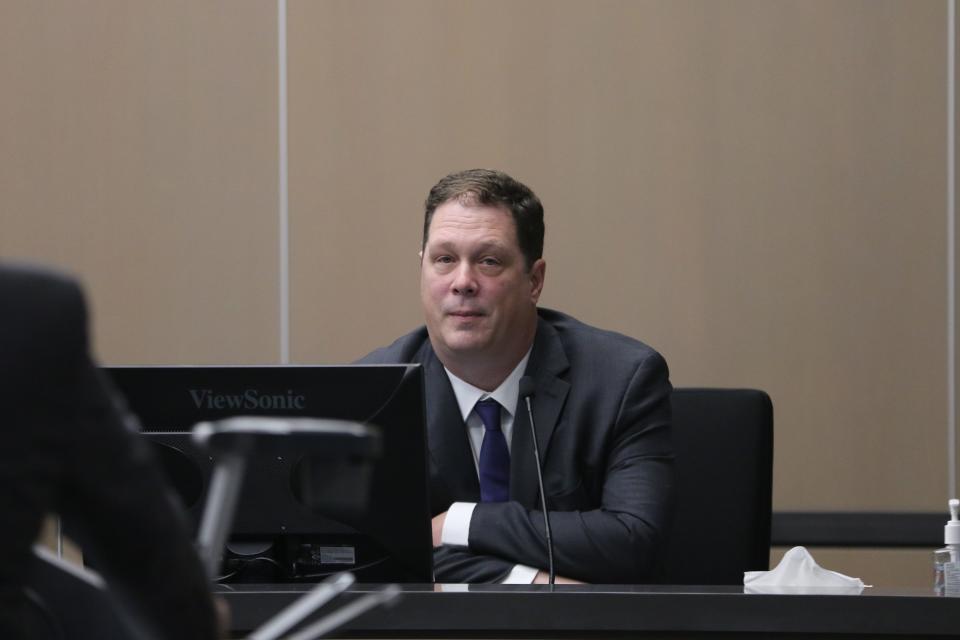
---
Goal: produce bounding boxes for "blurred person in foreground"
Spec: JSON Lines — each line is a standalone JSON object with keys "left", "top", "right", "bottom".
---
{"left": 0, "top": 262, "right": 222, "bottom": 639}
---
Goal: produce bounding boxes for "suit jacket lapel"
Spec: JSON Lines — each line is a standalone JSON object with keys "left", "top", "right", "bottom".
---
{"left": 510, "top": 316, "right": 570, "bottom": 508}
{"left": 419, "top": 343, "right": 481, "bottom": 504}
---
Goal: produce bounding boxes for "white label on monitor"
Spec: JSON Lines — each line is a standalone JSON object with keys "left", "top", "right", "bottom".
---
{"left": 319, "top": 546, "right": 356, "bottom": 565}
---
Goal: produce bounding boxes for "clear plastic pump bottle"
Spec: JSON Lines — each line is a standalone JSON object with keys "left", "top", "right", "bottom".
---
{"left": 934, "top": 498, "right": 960, "bottom": 595}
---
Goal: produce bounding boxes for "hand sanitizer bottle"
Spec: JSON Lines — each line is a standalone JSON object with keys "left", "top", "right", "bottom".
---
{"left": 934, "top": 498, "right": 960, "bottom": 596}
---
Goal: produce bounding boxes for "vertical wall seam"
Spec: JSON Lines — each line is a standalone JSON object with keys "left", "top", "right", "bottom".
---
{"left": 279, "top": 0, "right": 290, "bottom": 365}
{"left": 949, "top": 0, "right": 956, "bottom": 500}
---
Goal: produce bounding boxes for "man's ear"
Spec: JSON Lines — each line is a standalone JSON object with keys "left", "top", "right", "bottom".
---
{"left": 529, "top": 259, "right": 546, "bottom": 303}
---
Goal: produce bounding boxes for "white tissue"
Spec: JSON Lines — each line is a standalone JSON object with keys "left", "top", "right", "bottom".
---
{"left": 743, "top": 546, "right": 867, "bottom": 594}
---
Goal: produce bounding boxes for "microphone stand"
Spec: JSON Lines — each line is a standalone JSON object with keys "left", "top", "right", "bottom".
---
{"left": 520, "top": 377, "right": 555, "bottom": 586}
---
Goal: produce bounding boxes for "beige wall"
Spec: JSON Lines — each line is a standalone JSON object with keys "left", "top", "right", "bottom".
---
{"left": 2, "top": 1, "right": 953, "bottom": 587}
{"left": 288, "top": 0, "right": 949, "bottom": 516}
{"left": 0, "top": 1, "right": 279, "bottom": 364}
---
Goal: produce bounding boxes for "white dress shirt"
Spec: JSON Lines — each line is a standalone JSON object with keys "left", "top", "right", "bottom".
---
{"left": 439, "top": 351, "right": 539, "bottom": 584}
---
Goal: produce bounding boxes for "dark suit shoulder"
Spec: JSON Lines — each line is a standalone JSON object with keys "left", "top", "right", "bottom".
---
{"left": 0, "top": 262, "right": 84, "bottom": 317}
{"left": 0, "top": 263, "right": 88, "bottom": 371}
{"left": 356, "top": 325, "right": 432, "bottom": 364}
{"left": 537, "top": 307, "right": 664, "bottom": 368}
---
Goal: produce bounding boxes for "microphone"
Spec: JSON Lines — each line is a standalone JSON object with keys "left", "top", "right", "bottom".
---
{"left": 519, "top": 376, "right": 555, "bottom": 585}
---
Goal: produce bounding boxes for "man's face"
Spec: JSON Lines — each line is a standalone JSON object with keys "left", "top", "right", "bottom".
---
{"left": 420, "top": 199, "right": 545, "bottom": 366}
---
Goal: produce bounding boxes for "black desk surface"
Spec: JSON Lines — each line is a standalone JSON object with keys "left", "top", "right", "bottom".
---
{"left": 218, "top": 583, "right": 960, "bottom": 638}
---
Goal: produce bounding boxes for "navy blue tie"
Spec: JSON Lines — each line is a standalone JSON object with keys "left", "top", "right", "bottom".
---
{"left": 476, "top": 399, "right": 510, "bottom": 502}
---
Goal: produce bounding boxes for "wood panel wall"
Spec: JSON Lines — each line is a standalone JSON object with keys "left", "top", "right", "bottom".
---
{"left": 2, "top": 0, "right": 951, "bottom": 587}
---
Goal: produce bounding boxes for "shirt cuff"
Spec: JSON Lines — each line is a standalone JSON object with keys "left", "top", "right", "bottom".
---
{"left": 502, "top": 564, "right": 539, "bottom": 584}
{"left": 440, "top": 501, "right": 475, "bottom": 547}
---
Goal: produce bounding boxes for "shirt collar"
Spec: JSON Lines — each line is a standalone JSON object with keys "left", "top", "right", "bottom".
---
{"left": 444, "top": 349, "right": 532, "bottom": 421}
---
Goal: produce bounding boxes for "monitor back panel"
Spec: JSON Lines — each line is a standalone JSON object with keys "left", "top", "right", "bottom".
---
{"left": 105, "top": 365, "right": 433, "bottom": 583}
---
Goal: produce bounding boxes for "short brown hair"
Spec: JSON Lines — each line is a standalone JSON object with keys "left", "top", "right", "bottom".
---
{"left": 423, "top": 169, "right": 545, "bottom": 269}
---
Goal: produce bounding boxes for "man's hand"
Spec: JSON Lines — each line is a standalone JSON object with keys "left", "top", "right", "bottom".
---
{"left": 432, "top": 511, "right": 447, "bottom": 547}
{"left": 533, "top": 570, "right": 585, "bottom": 585}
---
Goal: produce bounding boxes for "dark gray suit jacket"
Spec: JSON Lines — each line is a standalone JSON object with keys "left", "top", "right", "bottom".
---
{"left": 0, "top": 263, "right": 219, "bottom": 639}
{"left": 360, "top": 308, "right": 675, "bottom": 583}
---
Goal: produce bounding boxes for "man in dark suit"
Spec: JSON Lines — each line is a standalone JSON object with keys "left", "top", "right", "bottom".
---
{"left": 360, "top": 169, "right": 675, "bottom": 584}
{"left": 0, "top": 263, "right": 221, "bottom": 639}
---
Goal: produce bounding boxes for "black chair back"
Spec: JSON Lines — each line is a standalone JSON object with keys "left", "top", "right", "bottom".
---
{"left": 663, "top": 388, "right": 773, "bottom": 584}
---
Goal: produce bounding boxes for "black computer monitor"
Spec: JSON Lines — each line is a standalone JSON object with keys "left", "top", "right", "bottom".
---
{"left": 104, "top": 364, "right": 433, "bottom": 584}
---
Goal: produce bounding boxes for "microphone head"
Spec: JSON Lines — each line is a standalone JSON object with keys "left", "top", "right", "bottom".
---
{"left": 519, "top": 376, "right": 536, "bottom": 399}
